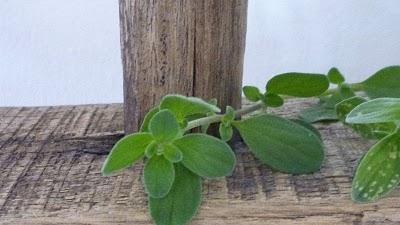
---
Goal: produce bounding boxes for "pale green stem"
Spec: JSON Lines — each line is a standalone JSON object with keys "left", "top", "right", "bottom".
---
{"left": 185, "top": 102, "right": 264, "bottom": 131}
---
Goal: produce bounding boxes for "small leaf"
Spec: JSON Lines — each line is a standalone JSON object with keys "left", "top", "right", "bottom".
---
{"left": 149, "top": 109, "right": 181, "bottom": 142}
{"left": 346, "top": 98, "right": 400, "bottom": 124}
{"left": 221, "top": 106, "right": 235, "bottom": 125}
{"left": 145, "top": 141, "right": 158, "bottom": 158}
{"left": 173, "top": 134, "right": 236, "bottom": 178}
{"left": 327, "top": 67, "right": 345, "bottom": 84}
{"left": 144, "top": 155, "right": 175, "bottom": 198}
{"left": 243, "top": 86, "right": 261, "bottom": 102}
{"left": 233, "top": 114, "right": 324, "bottom": 174}
{"left": 163, "top": 144, "right": 183, "bottom": 163}
{"left": 266, "top": 73, "right": 329, "bottom": 97}
{"left": 336, "top": 97, "right": 396, "bottom": 139}
{"left": 290, "top": 119, "right": 322, "bottom": 140}
{"left": 338, "top": 83, "right": 355, "bottom": 99}
{"left": 219, "top": 123, "right": 233, "bottom": 142}
{"left": 299, "top": 104, "right": 338, "bottom": 123}
{"left": 140, "top": 107, "right": 160, "bottom": 132}
{"left": 149, "top": 163, "right": 201, "bottom": 225}
{"left": 359, "top": 66, "right": 400, "bottom": 98}
{"left": 261, "top": 93, "right": 284, "bottom": 107}
{"left": 102, "top": 133, "right": 153, "bottom": 175}
{"left": 160, "top": 95, "right": 221, "bottom": 122}
{"left": 352, "top": 131, "right": 400, "bottom": 202}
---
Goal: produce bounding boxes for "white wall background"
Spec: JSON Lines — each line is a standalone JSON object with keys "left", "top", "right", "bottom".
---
{"left": 1, "top": 0, "right": 399, "bottom": 106}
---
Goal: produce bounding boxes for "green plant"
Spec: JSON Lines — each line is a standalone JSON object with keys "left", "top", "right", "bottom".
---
{"left": 102, "top": 65, "right": 400, "bottom": 224}
{"left": 302, "top": 66, "right": 400, "bottom": 203}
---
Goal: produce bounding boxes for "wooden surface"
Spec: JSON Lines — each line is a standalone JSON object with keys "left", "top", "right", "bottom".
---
{"left": 120, "top": 0, "right": 248, "bottom": 133}
{"left": 1, "top": 99, "right": 400, "bottom": 225}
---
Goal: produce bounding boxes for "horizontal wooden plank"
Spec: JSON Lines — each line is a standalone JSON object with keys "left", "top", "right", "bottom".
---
{"left": 0, "top": 100, "right": 399, "bottom": 224}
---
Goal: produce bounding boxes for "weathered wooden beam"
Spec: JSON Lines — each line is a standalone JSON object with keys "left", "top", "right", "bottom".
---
{"left": 1, "top": 100, "right": 400, "bottom": 224}
{"left": 120, "top": 0, "right": 248, "bottom": 133}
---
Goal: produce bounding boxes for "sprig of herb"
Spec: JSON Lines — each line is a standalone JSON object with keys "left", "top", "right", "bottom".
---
{"left": 302, "top": 65, "right": 400, "bottom": 203}
{"left": 102, "top": 65, "right": 400, "bottom": 224}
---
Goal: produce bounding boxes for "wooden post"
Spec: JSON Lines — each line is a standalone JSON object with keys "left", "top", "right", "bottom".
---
{"left": 120, "top": 0, "right": 248, "bottom": 133}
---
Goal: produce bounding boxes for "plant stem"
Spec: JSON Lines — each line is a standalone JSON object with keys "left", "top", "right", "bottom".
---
{"left": 185, "top": 82, "right": 363, "bottom": 131}
{"left": 185, "top": 102, "right": 264, "bottom": 131}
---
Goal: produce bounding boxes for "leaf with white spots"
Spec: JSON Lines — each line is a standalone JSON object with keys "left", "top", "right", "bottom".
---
{"left": 336, "top": 96, "right": 396, "bottom": 139}
{"left": 352, "top": 131, "right": 400, "bottom": 202}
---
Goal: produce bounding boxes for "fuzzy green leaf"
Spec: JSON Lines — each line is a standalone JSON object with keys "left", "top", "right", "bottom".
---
{"left": 243, "top": 86, "right": 261, "bottom": 102}
{"left": 346, "top": 98, "right": 400, "bottom": 124}
{"left": 266, "top": 73, "right": 329, "bottom": 97}
{"left": 336, "top": 97, "right": 395, "bottom": 139}
{"left": 262, "top": 93, "right": 284, "bottom": 107}
{"left": 233, "top": 114, "right": 324, "bottom": 174}
{"left": 299, "top": 104, "right": 338, "bottom": 123}
{"left": 327, "top": 67, "right": 345, "bottom": 84}
{"left": 149, "top": 109, "right": 181, "bottom": 142}
{"left": 102, "top": 133, "right": 153, "bottom": 175}
{"left": 144, "top": 155, "right": 175, "bottom": 198}
{"left": 352, "top": 131, "right": 400, "bottom": 202}
{"left": 145, "top": 141, "right": 158, "bottom": 158}
{"left": 173, "top": 134, "right": 236, "bottom": 178}
{"left": 149, "top": 163, "right": 201, "bottom": 225}
{"left": 338, "top": 83, "right": 355, "bottom": 99}
{"left": 160, "top": 95, "right": 221, "bottom": 122}
{"left": 163, "top": 144, "right": 183, "bottom": 163}
{"left": 219, "top": 123, "right": 233, "bottom": 142}
{"left": 359, "top": 66, "right": 400, "bottom": 98}
{"left": 140, "top": 107, "right": 160, "bottom": 132}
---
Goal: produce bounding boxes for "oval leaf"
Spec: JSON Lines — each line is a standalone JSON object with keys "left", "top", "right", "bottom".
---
{"left": 219, "top": 123, "right": 233, "bottom": 142}
{"left": 149, "top": 109, "right": 181, "bottom": 142}
{"left": 144, "top": 155, "right": 175, "bottom": 198}
{"left": 266, "top": 73, "right": 329, "bottom": 97}
{"left": 140, "top": 107, "right": 160, "bottom": 132}
{"left": 160, "top": 95, "right": 221, "bottom": 122}
{"left": 346, "top": 98, "right": 400, "bottom": 124}
{"left": 150, "top": 163, "right": 201, "bottom": 225}
{"left": 352, "top": 131, "right": 400, "bottom": 202}
{"left": 243, "top": 86, "right": 261, "bottom": 102}
{"left": 102, "top": 133, "right": 153, "bottom": 175}
{"left": 327, "top": 67, "right": 345, "bottom": 84}
{"left": 336, "top": 97, "right": 396, "bottom": 139}
{"left": 173, "top": 134, "right": 236, "bottom": 178}
{"left": 299, "top": 104, "right": 338, "bottom": 123}
{"left": 360, "top": 66, "right": 400, "bottom": 98}
{"left": 262, "top": 93, "right": 284, "bottom": 107}
{"left": 233, "top": 114, "right": 324, "bottom": 174}
{"left": 163, "top": 144, "right": 183, "bottom": 163}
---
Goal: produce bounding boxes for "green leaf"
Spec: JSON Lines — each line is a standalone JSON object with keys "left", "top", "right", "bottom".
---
{"left": 140, "top": 107, "right": 160, "bottom": 132}
{"left": 352, "top": 131, "right": 400, "bottom": 202}
{"left": 149, "top": 109, "right": 181, "bottom": 142}
{"left": 290, "top": 119, "right": 322, "bottom": 140}
{"left": 144, "top": 155, "right": 175, "bottom": 198}
{"left": 338, "top": 83, "right": 355, "bottom": 99}
{"left": 219, "top": 123, "right": 233, "bottom": 142}
{"left": 243, "top": 86, "right": 261, "bottom": 102}
{"left": 336, "top": 97, "right": 396, "bottom": 139}
{"left": 359, "top": 66, "right": 400, "bottom": 98}
{"left": 327, "top": 67, "right": 345, "bottom": 84}
{"left": 266, "top": 73, "right": 329, "bottom": 97}
{"left": 160, "top": 95, "right": 221, "bottom": 122}
{"left": 346, "top": 98, "right": 400, "bottom": 124}
{"left": 233, "top": 114, "right": 324, "bottom": 174}
{"left": 102, "top": 133, "right": 153, "bottom": 176}
{"left": 173, "top": 134, "right": 236, "bottom": 178}
{"left": 262, "top": 93, "right": 284, "bottom": 107}
{"left": 145, "top": 140, "right": 158, "bottom": 158}
{"left": 221, "top": 106, "right": 235, "bottom": 124}
{"left": 163, "top": 144, "right": 183, "bottom": 163}
{"left": 299, "top": 104, "right": 338, "bottom": 123}
{"left": 149, "top": 163, "right": 201, "bottom": 225}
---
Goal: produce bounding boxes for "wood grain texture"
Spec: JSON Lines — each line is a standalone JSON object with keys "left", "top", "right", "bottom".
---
{"left": 120, "top": 0, "right": 248, "bottom": 133}
{"left": 1, "top": 99, "right": 400, "bottom": 225}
